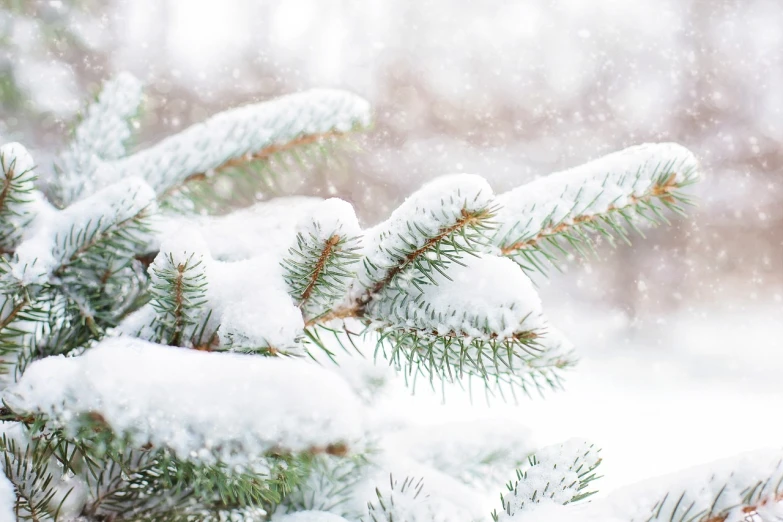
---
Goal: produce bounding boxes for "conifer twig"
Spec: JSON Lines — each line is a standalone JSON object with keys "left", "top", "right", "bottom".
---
{"left": 161, "top": 129, "right": 349, "bottom": 200}
{"left": 494, "top": 143, "right": 699, "bottom": 274}
{"left": 357, "top": 207, "right": 494, "bottom": 311}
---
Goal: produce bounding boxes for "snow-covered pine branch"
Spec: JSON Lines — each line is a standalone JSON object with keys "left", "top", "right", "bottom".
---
{"left": 104, "top": 89, "right": 371, "bottom": 203}
{"left": 365, "top": 475, "right": 463, "bottom": 522}
{"left": 514, "top": 448, "right": 783, "bottom": 522}
{"left": 0, "top": 71, "right": 711, "bottom": 521}
{"left": 0, "top": 176, "right": 156, "bottom": 378}
{"left": 148, "top": 241, "right": 211, "bottom": 348}
{"left": 341, "top": 175, "right": 537, "bottom": 390}
{"left": 350, "top": 175, "right": 496, "bottom": 307}
{"left": 0, "top": 425, "right": 79, "bottom": 521}
{"left": 493, "top": 143, "right": 699, "bottom": 274}
{"left": 120, "top": 226, "right": 305, "bottom": 354}
{"left": 1, "top": 337, "right": 364, "bottom": 518}
{"left": 297, "top": 175, "right": 577, "bottom": 394}
{"left": 0, "top": 143, "right": 38, "bottom": 252}
{"left": 54, "top": 73, "right": 144, "bottom": 206}
{"left": 492, "top": 439, "right": 602, "bottom": 521}
{"left": 371, "top": 254, "right": 576, "bottom": 395}
{"left": 283, "top": 198, "right": 361, "bottom": 324}
{"left": 3, "top": 338, "right": 364, "bottom": 463}
{"left": 384, "top": 420, "right": 537, "bottom": 490}
{"left": 12, "top": 176, "right": 155, "bottom": 287}
{"left": 634, "top": 449, "right": 783, "bottom": 522}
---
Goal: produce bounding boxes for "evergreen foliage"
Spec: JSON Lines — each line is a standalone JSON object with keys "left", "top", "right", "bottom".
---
{"left": 0, "top": 72, "right": 769, "bottom": 522}
{"left": 148, "top": 251, "right": 210, "bottom": 347}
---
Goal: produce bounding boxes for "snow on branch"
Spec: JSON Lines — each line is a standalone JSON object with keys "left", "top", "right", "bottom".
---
{"left": 513, "top": 448, "right": 783, "bottom": 522}
{"left": 371, "top": 254, "right": 575, "bottom": 394}
{"left": 149, "top": 196, "right": 324, "bottom": 262}
{"left": 149, "top": 243, "right": 211, "bottom": 348}
{"left": 493, "top": 439, "right": 602, "bottom": 522}
{"left": 283, "top": 198, "right": 361, "bottom": 324}
{"left": 199, "top": 252, "right": 306, "bottom": 353}
{"left": 55, "top": 72, "right": 144, "bottom": 205}
{"left": 11, "top": 176, "right": 156, "bottom": 286}
{"left": 600, "top": 448, "right": 783, "bottom": 522}
{"left": 0, "top": 143, "right": 38, "bottom": 252}
{"left": 0, "top": 423, "right": 80, "bottom": 520}
{"left": 350, "top": 174, "right": 496, "bottom": 311}
{"left": 384, "top": 419, "right": 537, "bottom": 489}
{"left": 370, "top": 254, "right": 543, "bottom": 340}
{"left": 494, "top": 143, "right": 699, "bottom": 273}
{"left": 0, "top": 175, "right": 154, "bottom": 357}
{"left": 3, "top": 338, "right": 365, "bottom": 464}
{"left": 121, "top": 226, "right": 304, "bottom": 353}
{"left": 365, "top": 475, "right": 464, "bottom": 522}
{"left": 106, "top": 89, "right": 372, "bottom": 197}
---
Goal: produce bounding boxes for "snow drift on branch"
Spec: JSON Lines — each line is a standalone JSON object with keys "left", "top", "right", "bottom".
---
{"left": 108, "top": 89, "right": 372, "bottom": 195}
{"left": 494, "top": 142, "right": 699, "bottom": 257}
{"left": 4, "top": 338, "right": 365, "bottom": 463}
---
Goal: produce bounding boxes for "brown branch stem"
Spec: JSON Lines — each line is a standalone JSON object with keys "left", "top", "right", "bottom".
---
{"left": 170, "top": 262, "right": 186, "bottom": 347}
{"left": 299, "top": 234, "right": 339, "bottom": 309}
{"left": 0, "top": 299, "right": 27, "bottom": 332}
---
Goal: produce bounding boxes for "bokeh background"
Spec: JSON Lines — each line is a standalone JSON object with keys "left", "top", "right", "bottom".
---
{"left": 2, "top": 0, "right": 782, "bottom": 493}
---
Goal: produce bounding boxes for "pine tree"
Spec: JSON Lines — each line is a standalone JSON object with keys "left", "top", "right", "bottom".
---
{"left": 0, "top": 74, "right": 777, "bottom": 522}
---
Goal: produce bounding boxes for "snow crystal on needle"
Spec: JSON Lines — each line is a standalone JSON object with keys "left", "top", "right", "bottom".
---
{"left": 372, "top": 253, "right": 543, "bottom": 339}
{"left": 494, "top": 143, "right": 699, "bottom": 247}
{"left": 354, "top": 174, "right": 494, "bottom": 294}
{"left": 4, "top": 338, "right": 364, "bottom": 463}
{"left": 12, "top": 176, "right": 156, "bottom": 285}
{"left": 108, "top": 89, "right": 372, "bottom": 195}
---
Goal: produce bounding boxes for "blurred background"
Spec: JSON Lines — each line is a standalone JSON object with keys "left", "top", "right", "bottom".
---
{"left": 2, "top": 0, "right": 782, "bottom": 492}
